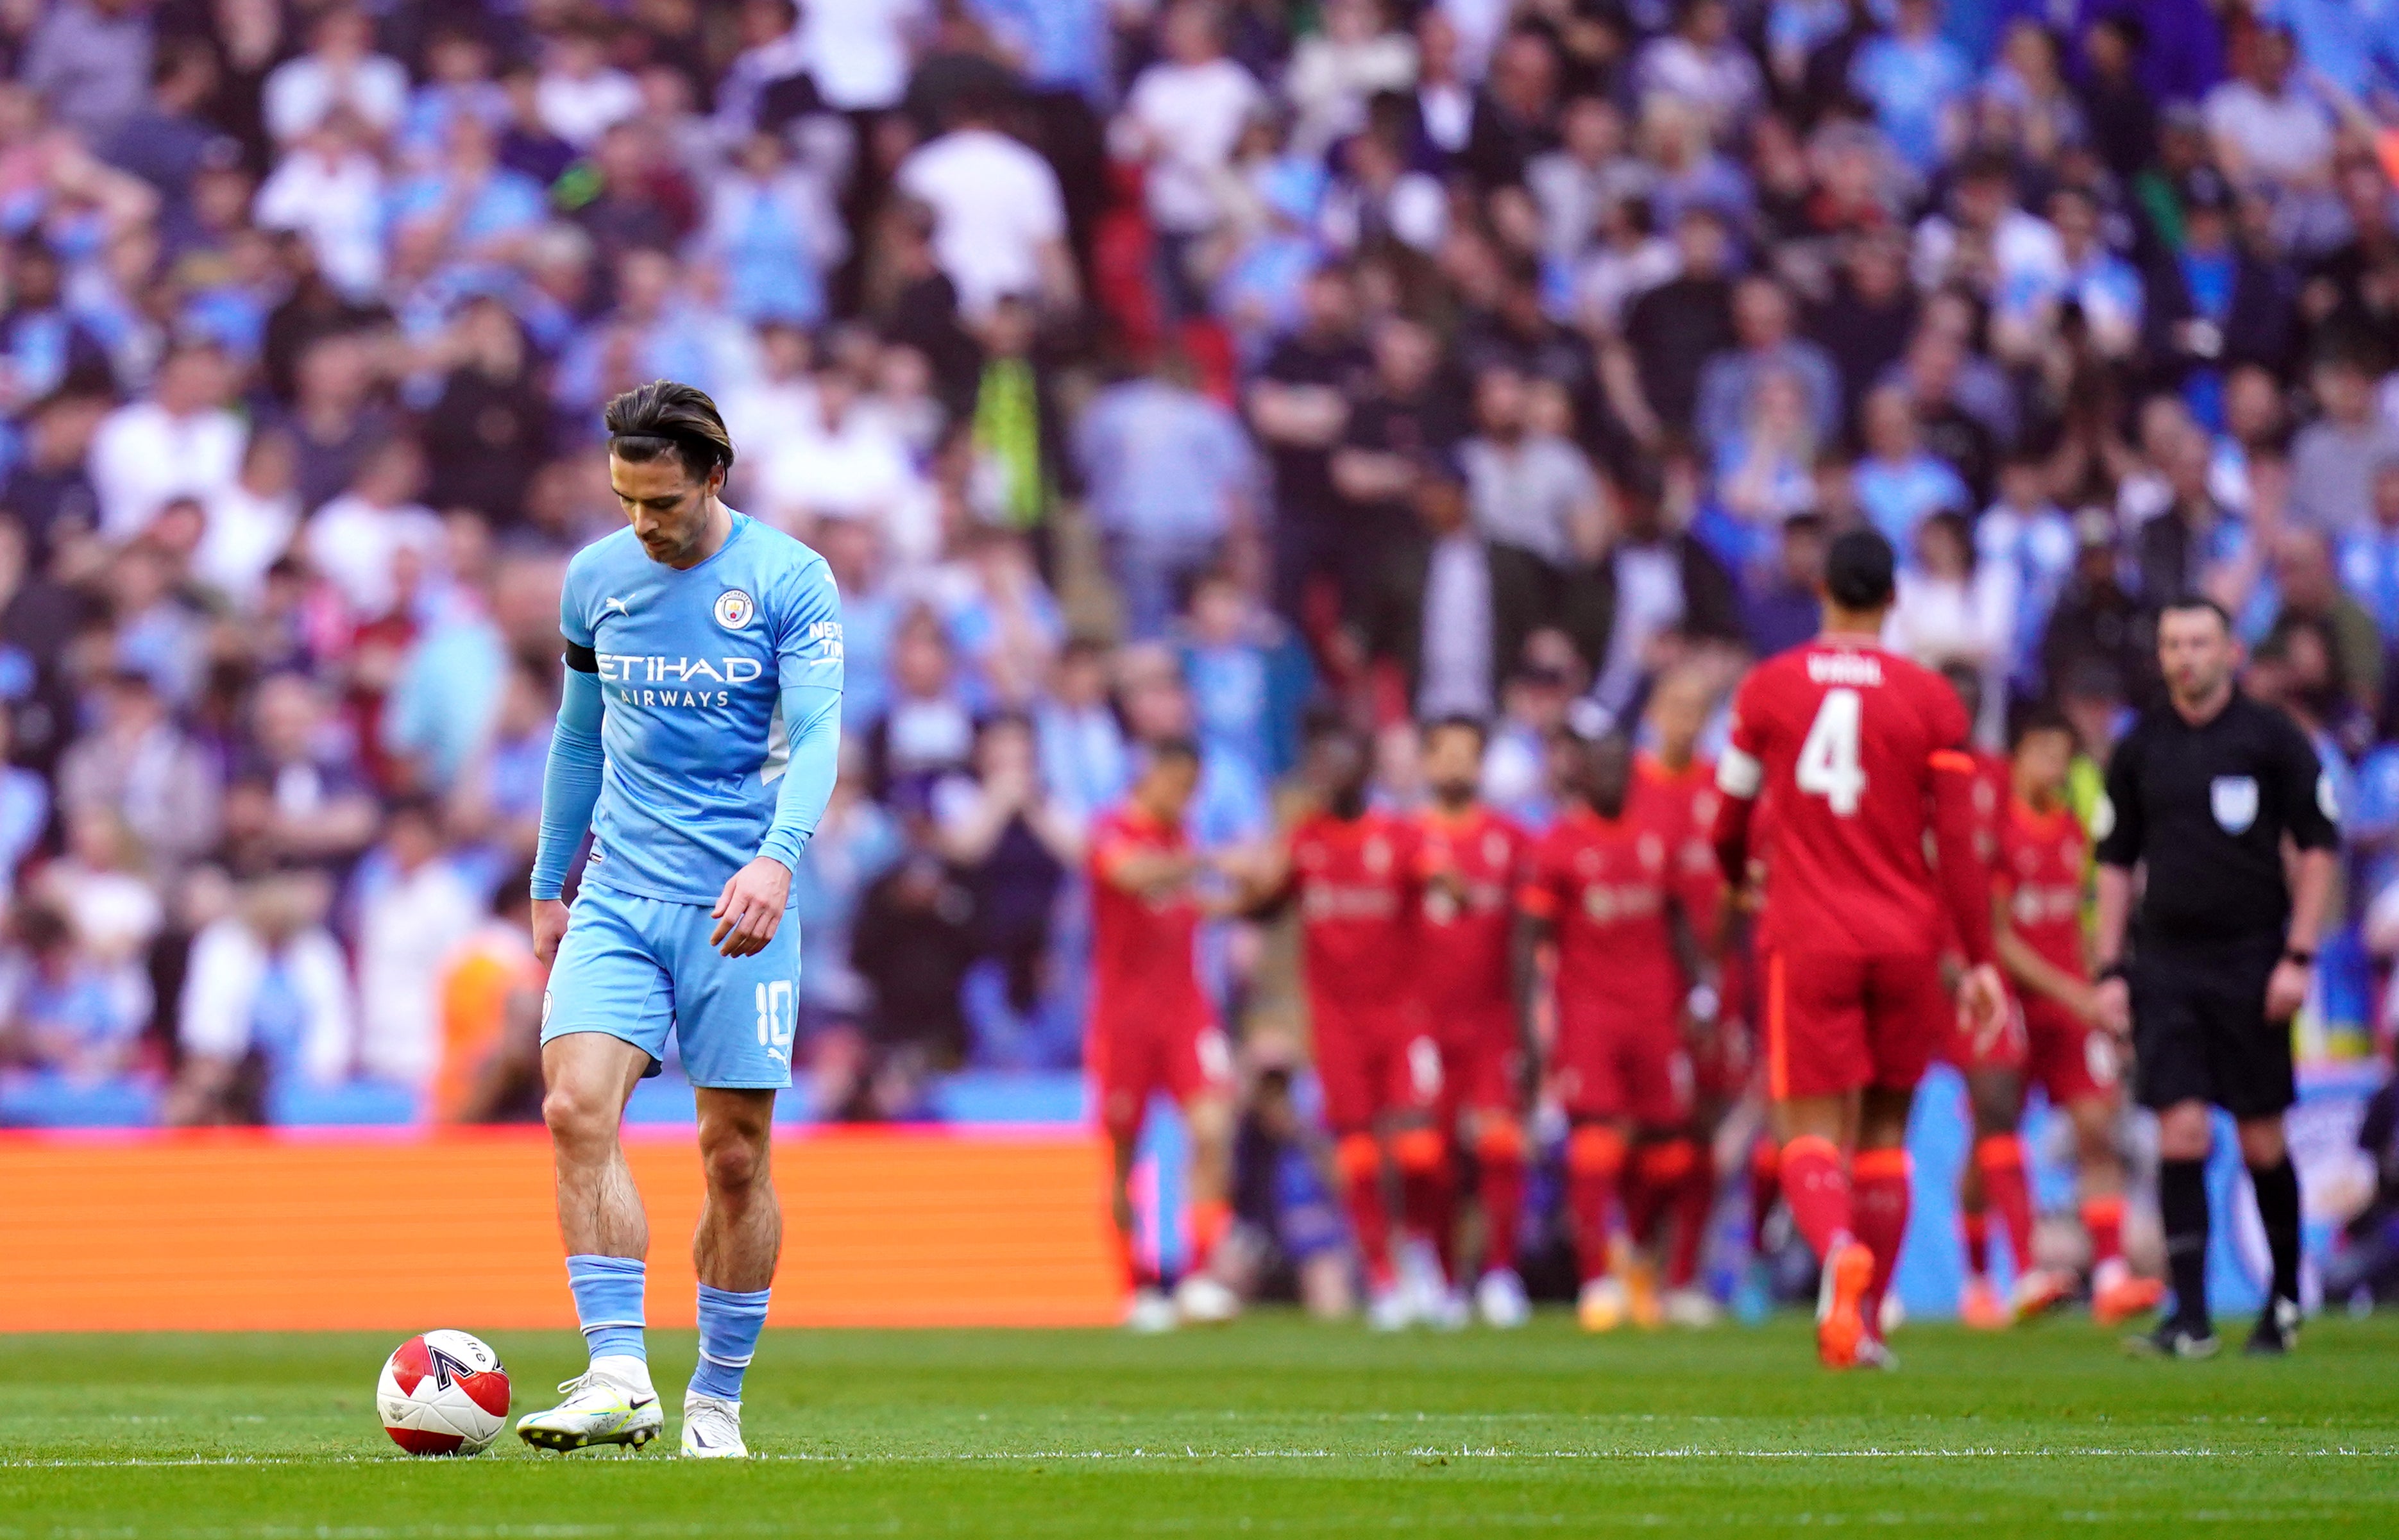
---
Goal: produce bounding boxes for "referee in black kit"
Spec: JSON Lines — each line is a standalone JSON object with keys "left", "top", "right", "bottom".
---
{"left": 2090, "top": 598, "right": 2338, "bottom": 1359}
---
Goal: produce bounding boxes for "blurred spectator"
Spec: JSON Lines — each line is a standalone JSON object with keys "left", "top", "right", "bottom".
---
{"left": 88, "top": 339, "right": 243, "bottom": 543}
{"left": 58, "top": 668, "right": 219, "bottom": 879}
{"left": 2293, "top": 350, "right": 2399, "bottom": 534}
{"left": 895, "top": 84, "right": 1076, "bottom": 317}
{"left": 851, "top": 850, "right": 977, "bottom": 1072}
{"left": 0, "top": 897, "right": 146, "bottom": 1083}
{"left": 164, "top": 868, "right": 350, "bottom": 1124}
{"left": 1462, "top": 364, "right": 1604, "bottom": 691}
{"left": 1848, "top": 0, "right": 1971, "bottom": 176}
{"left": 305, "top": 437, "right": 443, "bottom": 620}
{"left": 21, "top": 0, "right": 151, "bottom": 142}
{"left": 352, "top": 797, "right": 477, "bottom": 1089}
{"left": 2203, "top": 22, "right": 2332, "bottom": 197}
{"left": 1077, "top": 349, "right": 1255, "bottom": 639}
{"left": 933, "top": 714, "right": 1078, "bottom": 1046}
{"left": 430, "top": 878, "right": 543, "bottom": 1126}
{"left": 222, "top": 672, "right": 376, "bottom": 876}
{"left": 1853, "top": 384, "right": 1970, "bottom": 550}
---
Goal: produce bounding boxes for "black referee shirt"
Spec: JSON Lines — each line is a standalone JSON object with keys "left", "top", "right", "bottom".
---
{"left": 2095, "top": 692, "right": 2339, "bottom": 941}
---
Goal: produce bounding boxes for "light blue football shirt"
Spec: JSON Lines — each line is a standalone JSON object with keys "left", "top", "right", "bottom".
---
{"left": 559, "top": 510, "right": 843, "bottom": 904}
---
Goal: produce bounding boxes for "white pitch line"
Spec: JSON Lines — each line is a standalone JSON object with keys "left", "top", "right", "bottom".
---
{"left": 4, "top": 1446, "right": 2396, "bottom": 1469}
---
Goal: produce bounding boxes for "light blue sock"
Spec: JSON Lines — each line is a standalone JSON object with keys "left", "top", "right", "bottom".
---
{"left": 691, "top": 1284, "right": 771, "bottom": 1401}
{"left": 565, "top": 1254, "right": 647, "bottom": 1362}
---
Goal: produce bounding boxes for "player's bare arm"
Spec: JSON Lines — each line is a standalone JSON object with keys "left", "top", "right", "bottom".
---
{"left": 1992, "top": 890, "right": 2099, "bottom": 1024}
{"left": 2090, "top": 863, "right": 2136, "bottom": 1037}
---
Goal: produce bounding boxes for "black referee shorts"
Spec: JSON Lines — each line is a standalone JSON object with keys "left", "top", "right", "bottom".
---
{"left": 2128, "top": 934, "right": 2294, "bottom": 1119}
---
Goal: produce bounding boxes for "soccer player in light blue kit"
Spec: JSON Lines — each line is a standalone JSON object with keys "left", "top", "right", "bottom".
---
{"left": 514, "top": 382, "right": 841, "bottom": 1459}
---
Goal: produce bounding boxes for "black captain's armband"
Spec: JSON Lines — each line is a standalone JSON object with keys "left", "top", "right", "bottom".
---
{"left": 564, "top": 641, "right": 598, "bottom": 673}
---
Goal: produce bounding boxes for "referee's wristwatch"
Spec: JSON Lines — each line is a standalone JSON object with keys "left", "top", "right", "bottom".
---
{"left": 2094, "top": 961, "right": 2128, "bottom": 985}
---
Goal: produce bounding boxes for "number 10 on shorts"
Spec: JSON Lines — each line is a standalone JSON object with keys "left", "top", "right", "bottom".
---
{"left": 754, "top": 980, "right": 795, "bottom": 1047}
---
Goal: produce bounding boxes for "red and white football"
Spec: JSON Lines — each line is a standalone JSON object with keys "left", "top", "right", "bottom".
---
{"left": 376, "top": 1330, "right": 511, "bottom": 1455}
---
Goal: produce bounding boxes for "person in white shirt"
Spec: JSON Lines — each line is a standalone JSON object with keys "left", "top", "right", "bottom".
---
{"left": 536, "top": 24, "right": 643, "bottom": 148}
{"left": 88, "top": 339, "right": 246, "bottom": 543}
{"left": 1284, "top": 0, "right": 1418, "bottom": 160}
{"left": 2204, "top": 23, "right": 2333, "bottom": 194}
{"left": 198, "top": 427, "right": 301, "bottom": 607}
{"left": 765, "top": 362, "right": 935, "bottom": 562}
{"left": 262, "top": 4, "right": 407, "bottom": 145}
{"left": 802, "top": 0, "right": 927, "bottom": 113}
{"left": 254, "top": 110, "right": 387, "bottom": 297}
{"left": 1886, "top": 510, "right": 2013, "bottom": 739}
{"left": 894, "top": 88, "right": 1077, "bottom": 317}
{"left": 305, "top": 437, "right": 446, "bottom": 620}
{"left": 1112, "top": 1, "right": 1265, "bottom": 316}
{"left": 354, "top": 799, "right": 480, "bottom": 1089}
{"left": 164, "top": 870, "right": 353, "bottom": 1126}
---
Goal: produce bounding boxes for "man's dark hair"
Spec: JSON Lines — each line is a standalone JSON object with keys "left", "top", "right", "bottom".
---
{"left": 2009, "top": 701, "right": 2075, "bottom": 749}
{"left": 1423, "top": 713, "right": 1488, "bottom": 749}
{"left": 1147, "top": 735, "right": 1202, "bottom": 768}
{"left": 2158, "top": 594, "right": 2234, "bottom": 634}
{"left": 1824, "top": 527, "right": 1897, "bottom": 610}
{"left": 604, "top": 380, "right": 734, "bottom": 481}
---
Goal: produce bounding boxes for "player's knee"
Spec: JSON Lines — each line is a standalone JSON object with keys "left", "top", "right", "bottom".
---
{"left": 2235, "top": 1117, "right": 2287, "bottom": 1169}
{"left": 1183, "top": 1094, "right": 1235, "bottom": 1150}
{"left": 697, "top": 1126, "right": 772, "bottom": 1196}
{"left": 541, "top": 1078, "right": 618, "bottom": 1150}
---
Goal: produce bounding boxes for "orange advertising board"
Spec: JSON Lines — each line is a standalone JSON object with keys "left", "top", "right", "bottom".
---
{"left": 0, "top": 1126, "right": 1122, "bottom": 1332}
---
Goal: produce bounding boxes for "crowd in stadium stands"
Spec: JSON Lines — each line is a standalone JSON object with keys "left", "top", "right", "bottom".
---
{"left": 6, "top": 0, "right": 2399, "bottom": 1296}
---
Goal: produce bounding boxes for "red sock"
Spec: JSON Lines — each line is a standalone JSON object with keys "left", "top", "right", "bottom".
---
{"left": 1336, "top": 1133, "right": 1394, "bottom": 1289}
{"left": 2081, "top": 1194, "right": 2125, "bottom": 1267}
{"left": 1394, "top": 1126, "right": 1455, "bottom": 1282}
{"left": 1567, "top": 1125, "right": 1627, "bottom": 1284}
{"left": 1777, "top": 1135, "right": 1852, "bottom": 1261}
{"left": 1668, "top": 1142, "right": 1715, "bottom": 1289}
{"left": 1747, "top": 1135, "right": 1781, "bottom": 1253}
{"left": 1852, "top": 1147, "right": 1911, "bottom": 1337}
{"left": 1475, "top": 1119, "right": 1527, "bottom": 1274}
{"left": 1976, "top": 1134, "right": 2036, "bottom": 1276}
{"left": 1961, "top": 1211, "right": 1990, "bottom": 1278}
{"left": 1627, "top": 1140, "right": 1692, "bottom": 1249}
{"left": 1187, "top": 1197, "right": 1230, "bottom": 1275}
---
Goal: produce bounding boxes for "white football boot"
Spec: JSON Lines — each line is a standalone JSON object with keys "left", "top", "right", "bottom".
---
{"left": 516, "top": 1357, "right": 663, "bottom": 1453}
{"left": 1173, "top": 1273, "right": 1242, "bottom": 1326}
{"left": 1475, "top": 1267, "right": 1532, "bottom": 1328}
{"left": 1124, "top": 1285, "right": 1179, "bottom": 1333}
{"left": 680, "top": 1391, "right": 749, "bottom": 1458}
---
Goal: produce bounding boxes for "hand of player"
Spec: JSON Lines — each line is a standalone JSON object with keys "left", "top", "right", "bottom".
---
{"left": 711, "top": 857, "right": 792, "bottom": 958}
{"left": 2264, "top": 958, "right": 2312, "bottom": 1024}
{"left": 530, "top": 897, "right": 570, "bottom": 965}
{"left": 2092, "top": 976, "right": 2132, "bottom": 1038}
{"left": 1955, "top": 962, "right": 2007, "bottom": 1044}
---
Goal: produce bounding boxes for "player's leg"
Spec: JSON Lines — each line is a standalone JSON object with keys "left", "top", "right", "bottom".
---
{"left": 1387, "top": 1029, "right": 1464, "bottom": 1328}
{"left": 1566, "top": 1118, "right": 1632, "bottom": 1330}
{"left": 1619, "top": 1036, "right": 1697, "bottom": 1330}
{"left": 2214, "top": 939, "right": 2303, "bottom": 1356}
{"left": 1173, "top": 1078, "right": 1243, "bottom": 1325}
{"left": 1963, "top": 1063, "right": 2056, "bottom": 1319}
{"left": 1662, "top": 1104, "right": 1722, "bottom": 1326}
{"left": 2127, "top": 950, "right": 2221, "bottom": 1358}
{"left": 669, "top": 902, "right": 799, "bottom": 1456}
{"left": 684, "top": 1085, "right": 778, "bottom": 1454}
{"left": 1764, "top": 951, "right": 1875, "bottom": 1362}
{"left": 1840, "top": 952, "right": 1951, "bottom": 1368}
{"left": 1462, "top": 1103, "right": 1531, "bottom": 1326}
{"left": 1094, "top": 1022, "right": 1173, "bottom": 1329}
{"left": 519, "top": 890, "right": 676, "bottom": 1451}
{"left": 2030, "top": 1008, "right": 2160, "bottom": 1323}
{"left": 1316, "top": 1015, "right": 1403, "bottom": 1324}
{"left": 2237, "top": 1113, "right": 2302, "bottom": 1354}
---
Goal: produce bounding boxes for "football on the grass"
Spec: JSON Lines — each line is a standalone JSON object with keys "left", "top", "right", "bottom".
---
{"left": 377, "top": 1331, "right": 510, "bottom": 1455}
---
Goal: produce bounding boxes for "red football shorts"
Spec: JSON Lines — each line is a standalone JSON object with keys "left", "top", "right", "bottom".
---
{"left": 1436, "top": 1005, "right": 1520, "bottom": 1119}
{"left": 1688, "top": 1015, "right": 1754, "bottom": 1104}
{"left": 1937, "top": 989, "right": 2029, "bottom": 1075}
{"left": 1089, "top": 1010, "right": 1230, "bottom": 1138}
{"left": 1554, "top": 994, "right": 1691, "bottom": 1127}
{"left": 1761, "top": 949, "right": 1949, "bottom": 1099}
{"left": 2021, "top": 996, "right": 2119, "bottom": 1107}
{"left": 1314, "top": 1000, "right": 1442, "bottom": 1133}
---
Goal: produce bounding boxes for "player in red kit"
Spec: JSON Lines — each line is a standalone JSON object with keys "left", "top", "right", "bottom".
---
{"left": 1623, "top": 665, "right": 1734, "bottom": 1329}
{"left": 1520, "top": 731, "right": 1701, "bottom": 1332}
{"left": 1412, "top": 716, "right": 1535, "bottom": 1328}
{"left": 1242, "top": 716, "right": 1453, "bottom": 1330}
{"left": 1708, "top": 529, "right": 2005, "bottom": 1369}
{"left": 1087, "top": 740, "right": 1240, "bottom": 1333}
{"left": 1993, "top": 709, "right": 2165, "bottom": 1326}
{"left": 1929, "top": 664, "right": 2051, "bottom": 1331}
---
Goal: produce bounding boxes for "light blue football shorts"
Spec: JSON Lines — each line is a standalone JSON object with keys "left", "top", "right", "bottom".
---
{"left": 541, "top": 883, "right": 799, "bottom": 1090}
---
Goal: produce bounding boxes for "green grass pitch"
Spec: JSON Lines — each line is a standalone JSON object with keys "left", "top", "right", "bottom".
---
{"left": 4, "top": 1314, "right": 2396, "bottom": 1537}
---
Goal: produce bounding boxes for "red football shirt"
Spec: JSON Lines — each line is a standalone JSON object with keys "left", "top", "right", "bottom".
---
{"left": 1718, "top": 639, "right": 1972, "bottom": 956}
{"left": 1289, "top": 808, "right": 1420, "bottom": 1020}
{"left": 1999, "top": 797, "right": 2089, "bottom": 979}
{"left": 1411, "top": 803, "right": 1530, "bottom": 1022}
{"left": 1518, "top": 806, "right": 1682, "bottom": 1027}
{"left": 1632, "top": 753, "right": 1725, "bottom": 940}
{"left": 1087, "top": 804, "right": 1211, "bottom": 1035}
